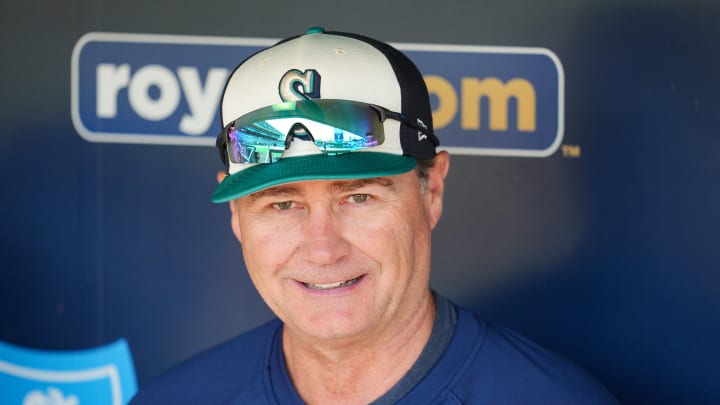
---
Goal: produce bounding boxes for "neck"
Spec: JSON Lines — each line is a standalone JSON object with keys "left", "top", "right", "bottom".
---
{"left": 282, "top": 292, "right": 436, "bottom": 405}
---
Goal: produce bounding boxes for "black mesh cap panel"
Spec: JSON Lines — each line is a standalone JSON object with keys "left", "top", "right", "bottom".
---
{"left": 325, "top": 31, "right": 438, "bottom": 159}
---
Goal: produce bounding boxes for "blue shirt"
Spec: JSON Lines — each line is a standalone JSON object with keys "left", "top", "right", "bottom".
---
{"left": 131, "top": 301, "right": 618, "bottom": 404}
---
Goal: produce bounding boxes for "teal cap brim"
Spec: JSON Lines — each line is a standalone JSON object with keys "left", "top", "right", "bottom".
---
{"left": 212, "top": 152, "right": 416, "bottom": 203}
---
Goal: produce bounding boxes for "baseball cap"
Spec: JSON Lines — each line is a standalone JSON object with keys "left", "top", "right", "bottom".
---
{"left": 212, "top": 27, "right": 439, "bottom": 203}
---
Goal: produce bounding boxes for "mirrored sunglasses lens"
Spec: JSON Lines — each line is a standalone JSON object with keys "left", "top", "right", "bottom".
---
{"left": 226, "top": 100, "right": 386, "bottom": 164}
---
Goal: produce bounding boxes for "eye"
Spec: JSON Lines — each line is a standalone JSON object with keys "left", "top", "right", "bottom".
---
{"left": 348, "top": 194, "right": 370, "bottom": 204}
{"left": 273, "top": 201, "right": 295, "bottom": 211}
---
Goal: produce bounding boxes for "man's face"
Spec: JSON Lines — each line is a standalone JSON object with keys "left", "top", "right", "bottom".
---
{"left": 227, "top": 153, "right": 449, "bottom": 344}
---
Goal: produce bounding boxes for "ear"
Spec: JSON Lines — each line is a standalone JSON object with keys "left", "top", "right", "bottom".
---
{"left": 217, "top": 171, "right": 243, "bottom": 243}
{"left": 216, "top": 171, "right": 228, "bottom": 195}
{"left": 425, "top": 151, "right": 450, "bottom": 229}
{"left": 229, "top": 200, "right": 243, "bottom": 243}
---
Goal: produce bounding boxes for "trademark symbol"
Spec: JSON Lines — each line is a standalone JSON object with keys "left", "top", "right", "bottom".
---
{"left": 561, "top": 144, "right": 581, "bottom": 158}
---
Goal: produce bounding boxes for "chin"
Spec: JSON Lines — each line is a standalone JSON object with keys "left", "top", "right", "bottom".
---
{"left": 294, "top": 308, "right": 375, "bottom": 342}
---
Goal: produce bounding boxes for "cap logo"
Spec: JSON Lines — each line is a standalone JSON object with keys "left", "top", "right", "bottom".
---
{"left": 417, "top": 118, "right": 428, "bottom": 141}
{"left": 278, "top": 69, "right": 321, "bottom": 101}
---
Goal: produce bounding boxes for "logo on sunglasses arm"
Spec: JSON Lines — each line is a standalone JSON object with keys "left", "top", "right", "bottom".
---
{"left": 279, "top": 69, "right": 321, "bottom": 101}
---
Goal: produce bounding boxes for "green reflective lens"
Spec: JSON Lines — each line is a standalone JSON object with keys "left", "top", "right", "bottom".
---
{"left": 224, "top": 99, "right": 387, "bottom": 164}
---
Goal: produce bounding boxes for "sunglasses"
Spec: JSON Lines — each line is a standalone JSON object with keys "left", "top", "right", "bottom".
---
{"left": 216, "top": 99, "right": 437, "bottom": 170}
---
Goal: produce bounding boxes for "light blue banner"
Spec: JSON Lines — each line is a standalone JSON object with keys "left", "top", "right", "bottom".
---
{"left": 0, "top": 339, "right": 137, "bottom": 405}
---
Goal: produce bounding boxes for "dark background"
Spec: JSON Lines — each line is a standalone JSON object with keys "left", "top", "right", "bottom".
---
{"left": 2, "top": 0, "right": 719, "bottom": 403}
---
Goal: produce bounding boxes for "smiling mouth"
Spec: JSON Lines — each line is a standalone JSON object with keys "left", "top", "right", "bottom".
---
{"left": 302, "top": 275, "right": 363, "bottom": 290}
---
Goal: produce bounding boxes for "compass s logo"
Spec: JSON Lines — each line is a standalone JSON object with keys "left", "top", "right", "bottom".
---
{"left": 279, "top": 69, "right": 321, "bottom": 101}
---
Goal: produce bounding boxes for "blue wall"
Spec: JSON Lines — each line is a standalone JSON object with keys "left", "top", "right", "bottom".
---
{"left": 1, "top": 1, "right": 719, "bottom": 403}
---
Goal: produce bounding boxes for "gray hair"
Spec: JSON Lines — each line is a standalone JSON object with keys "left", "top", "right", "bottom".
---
{"left": 415, "top": 158, "right": 436, "bottom": 193}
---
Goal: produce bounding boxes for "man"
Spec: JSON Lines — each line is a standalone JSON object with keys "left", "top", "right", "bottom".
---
{"left": 131, "top": 28, "right": 618, "bottom": 404}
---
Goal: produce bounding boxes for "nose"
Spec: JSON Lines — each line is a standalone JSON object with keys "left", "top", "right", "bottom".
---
{"left": 297, "top": 204, "right": 350, "bottom": 265}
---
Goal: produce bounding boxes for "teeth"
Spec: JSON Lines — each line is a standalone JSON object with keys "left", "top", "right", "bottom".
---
{"left": 304, "top": 276, "right": 361, "bottom": 290}
{"left": 306, "top": 281, "right": 344, "bottom": 290}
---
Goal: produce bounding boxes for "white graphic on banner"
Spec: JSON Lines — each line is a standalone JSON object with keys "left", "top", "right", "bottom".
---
{"left": 23, "top": 387, "right": 79, "bottom": 405}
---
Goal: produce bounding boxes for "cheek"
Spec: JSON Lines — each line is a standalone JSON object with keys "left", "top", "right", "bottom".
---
{"left": 386, "top": 203, "right": 433, "bottom": 263}
{"left": 240, "top": 223, "right": 297, "bottom": 275}
{"left": 345, "top": 208, "right": 419, "bottom": 263}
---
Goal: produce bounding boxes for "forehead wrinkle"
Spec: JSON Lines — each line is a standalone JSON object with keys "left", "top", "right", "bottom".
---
{"left": 329, "top": 177, "right": 395, "bottom": 193}
{"left": 247, "top": 177, "right": 397, "bottom": 201}
{"left": 248, "top": 184, "right": 303, "bottom": 201}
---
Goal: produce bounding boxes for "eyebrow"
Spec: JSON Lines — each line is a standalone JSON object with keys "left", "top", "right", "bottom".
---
{"left": 248, "top": 177, "right": 396, "bottom": 201}
{"left": 248, "top": 185, "right": 302, "bottom": 201}
{"left": 330, "top": 177, "right": 395, "bottom": 193}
